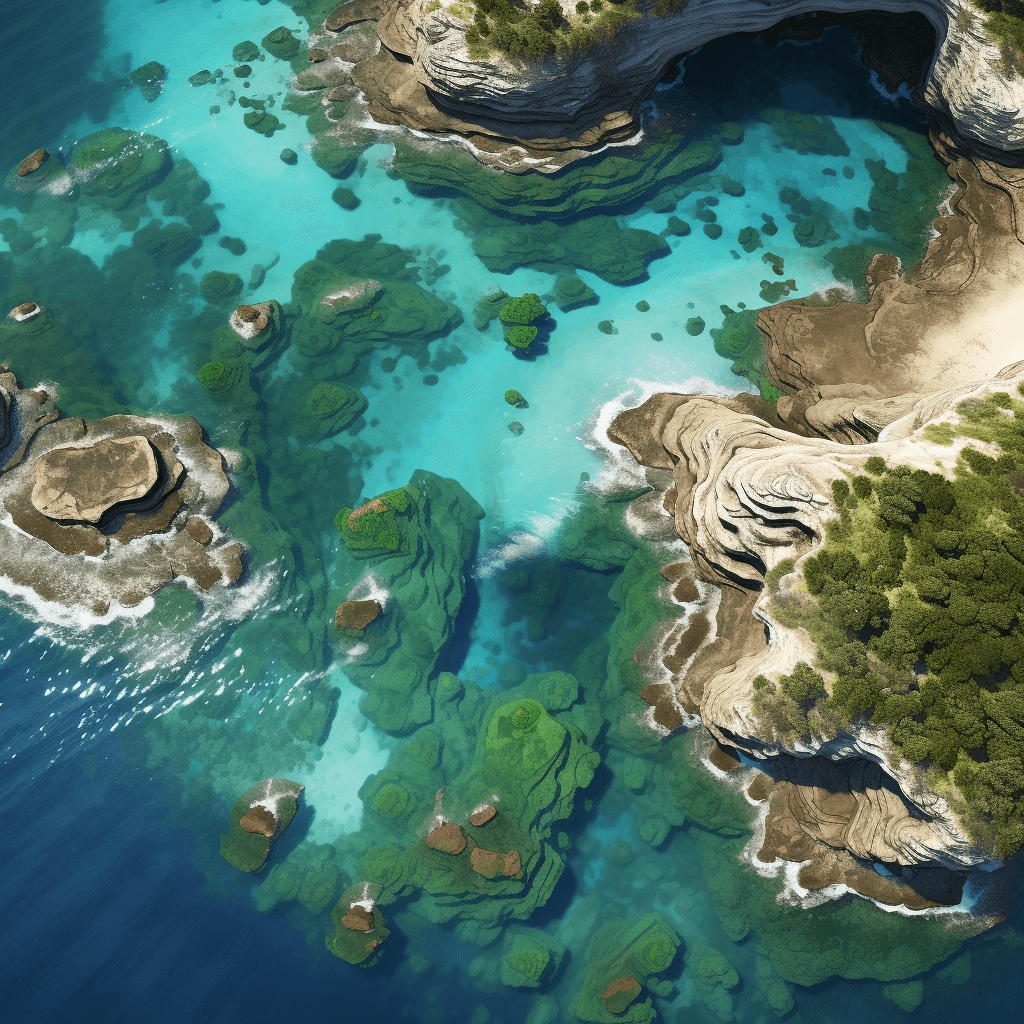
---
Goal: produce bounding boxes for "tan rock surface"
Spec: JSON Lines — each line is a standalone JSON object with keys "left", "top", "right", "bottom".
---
{"left": 31, "top": 436, "right": 159, "bottom": 523}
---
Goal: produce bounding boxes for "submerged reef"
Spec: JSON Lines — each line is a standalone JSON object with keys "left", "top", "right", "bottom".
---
{"left": 334, "top": 471, "right": 484, "bottom": 732}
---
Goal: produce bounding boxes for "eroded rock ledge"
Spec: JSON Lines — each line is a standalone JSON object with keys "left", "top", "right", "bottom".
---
{"left": 0, "top": 362, "right": 244, "bottom": 616}
{"left": 323, "top": 0, "right": 1024, "bottom": 170}
{"left": 607, "top": 141, "right": 1024, "bottom": 907}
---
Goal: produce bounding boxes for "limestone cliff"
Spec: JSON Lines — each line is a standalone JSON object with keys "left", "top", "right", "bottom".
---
{"left": 326, "top": 0, "right": 1024, "bottom": 169}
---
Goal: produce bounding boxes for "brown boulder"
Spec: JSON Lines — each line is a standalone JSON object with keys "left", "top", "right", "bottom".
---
{"left": 469, "top": 804, "right": 496, "bottom": 827}
{"left": 426, "top": 821, "right": 467, "bottom": 855}
{"left": 16, "top": 149, "right": 49, "bottom": 177}
{"left": 470, "top": 847, "right": 521, "bottom": 879}
{"left": 341, "top": 905, "right": 375, "bottom": 932}
{"left": 239, "top": 805, "right": 277, "bottom": 837}
{"left": 600, "top": 977, "right": 641, "bottom": 1014}
{"left": 335, "top": 598, "right": 382, "bottom": 632}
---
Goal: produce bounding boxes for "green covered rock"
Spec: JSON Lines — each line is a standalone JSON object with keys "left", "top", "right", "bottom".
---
{"left": 334, "top": 472, "right": 483, "bottom": 733}
{"left": 571, "top": 913, "right": 679, "bottom": 1023}
{"left": 220, "top": 778, "right": 303, "bottom": 873}
{"left": 326, "top": 892, "right": 390, "bottom": 966}
{"left": 500, "top": 930, "right": 565, "bottom": 989}
{"left": 553, "top": 273, "right": 597, "bottom": 312}
{"left": 130, "top": 61, "right": 166, "bottom": 102}
{"left": 392, "top": 135, "right": 721, "bottom": 222}
{"left": 299, "top": 381, "right": 367, "bottom": 438}
{"left": 262, "top": 26, "right": 300, "bottom": 60}
{"left": 68, "top": 128, "right": 169, "bottom": 211}
{"left": 256, "top": 841, "right": 347, "bottom": 914}
{"left": 199, "top": 270, "right": 243, "bottom": 305}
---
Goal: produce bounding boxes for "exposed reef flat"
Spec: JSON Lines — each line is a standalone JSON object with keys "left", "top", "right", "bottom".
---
{"left": 609, "top": 133, "right": 1024, "bottom": 902}
{"left": 0, "top": 362, "right": 243, "bottom": 616}
{"left": 320, "top": 0, "right": 1024, "bottom": 170}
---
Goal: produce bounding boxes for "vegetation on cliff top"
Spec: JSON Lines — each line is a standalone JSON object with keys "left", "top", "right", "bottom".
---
{"left": 760, "top": 386, "right": 1024, "bottom": 858}
{"left": 973, "top": 0, "right": 1024, "bottom": 76}
{"left": 465, "top": 0, "right": 642, "bottom": 61}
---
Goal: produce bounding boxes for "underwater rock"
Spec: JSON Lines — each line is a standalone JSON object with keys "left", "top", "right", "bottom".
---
{"left": 685, "top": 316, "right": 705, "bottom": 336}
{"left": 0, "top": 368, "right": 244, "bottom": 615}
{"left": 334, "top": 471, "right": 483, "bottom": 733}
{"left": 220, "top": 779, "right": 303, "bottom": 873}
{"left": 68, "top": 128, "right": 169, "bottom": 212}
{"left": 335, "top": 598, "right": 382, "bottom": 635}
{"left": 473, "top": 289, "right": 511, "bottom": 331}
{"left": 262, "top": 26, "right": 300, "bottom": 60}
{"left": 499, "top": 930, "right": 565, "bottom": 989}
{"left": 16, "top": 149, "right": 48, "bottom": 177}
{"left": 255, "top": 841, "right": 346, "bottom": 915}
{"left": 508, "top": 421, "right": 524, "bottom": 436}
{"left": 331, "top": 185, "right": 360, "bottom": 210}
{"left": 130, "top": 61, "right": 167, "bottom": 102}
{"left": 571, "top": 912, "right": 679, "bottom": 1023}
{"left": 759, "top": 108, "right": 850, "bottom": 156}
{"left": 553, "top": 273, "right": 597, "bottom": 313}
{"left": 688, "top": 936, "right": 739, "bottom": 1021}
{"left": 391, "top": 135, "right": 720, "bottom": 216}
{"left": 232, "top": 40, "right": 261, "bottom": 62}
{"left": 457, "top": 207, "right": 669, "bottom": 285}
{"left": 327, "top": 888, "right": 390, "bottom": 966}
{"left": 279, "top": 148, "right": 298, "bottom": 165}
{"left": 427, "top": 821, "right": 468, "bottom": 855}
{"left": 504, "top": 390, "right": 528, "bottom": 410}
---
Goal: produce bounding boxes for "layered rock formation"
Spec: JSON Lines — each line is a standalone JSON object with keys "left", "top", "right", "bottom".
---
{"left": 322, "top": 0, "right": 1024, "bottom": 169}
{"left": 0, "top": 364, "right": 244, "bottom": 615}
{"left": 612, "top": 363, "right": 1024, "bottom": 879}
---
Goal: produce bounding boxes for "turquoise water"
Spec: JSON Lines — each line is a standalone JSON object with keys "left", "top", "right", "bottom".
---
{"left": 2, "top": 2, "right": 1022, "bottom": 1021}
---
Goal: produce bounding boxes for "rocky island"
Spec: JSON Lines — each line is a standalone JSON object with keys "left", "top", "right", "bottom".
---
{"left": 0, "top": 357, "right": 244, "bottom": 615}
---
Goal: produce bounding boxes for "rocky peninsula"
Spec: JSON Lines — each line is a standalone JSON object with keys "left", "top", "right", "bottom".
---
{"left": 609, "top": 125, "right": 1024, "bottom": 904}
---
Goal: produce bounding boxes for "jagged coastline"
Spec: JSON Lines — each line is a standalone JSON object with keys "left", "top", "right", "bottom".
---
{"left": 322, "top": 0, "right": 1024, "bottom": 170}
{"left": 608, "top": 131, "right": 1024, "bottom": 908}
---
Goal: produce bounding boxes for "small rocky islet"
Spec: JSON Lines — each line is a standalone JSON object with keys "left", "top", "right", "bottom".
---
{"left": 4, "top": 1, "right": 1024, "bottom": 1022}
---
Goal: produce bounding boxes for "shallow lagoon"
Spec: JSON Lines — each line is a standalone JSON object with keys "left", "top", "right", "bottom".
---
{"left": 1, "top": 1, "right": 1022, "bottom": 1022}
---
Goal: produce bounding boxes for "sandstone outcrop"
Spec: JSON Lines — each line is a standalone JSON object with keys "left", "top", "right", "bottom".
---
{"left": 612, "top": 361, "right": 1024, "bottom": 875}
{"left": 759, "top": 135, "right": 1024, "bottom": 441}
{"left": 322, "top": 0, "right": 1024, "bottom": 170}
{"left": 0, "top": 367, "right": 244, "bottom": 616}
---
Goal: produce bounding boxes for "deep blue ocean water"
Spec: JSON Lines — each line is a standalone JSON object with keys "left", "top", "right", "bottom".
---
{"left": 1, "top": 2, "right": 1022, "bottom": 1022}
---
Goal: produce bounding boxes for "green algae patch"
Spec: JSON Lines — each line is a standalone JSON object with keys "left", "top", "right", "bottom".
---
{"left": 571, "top": 912, "right": 679, "bottom": 1022}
